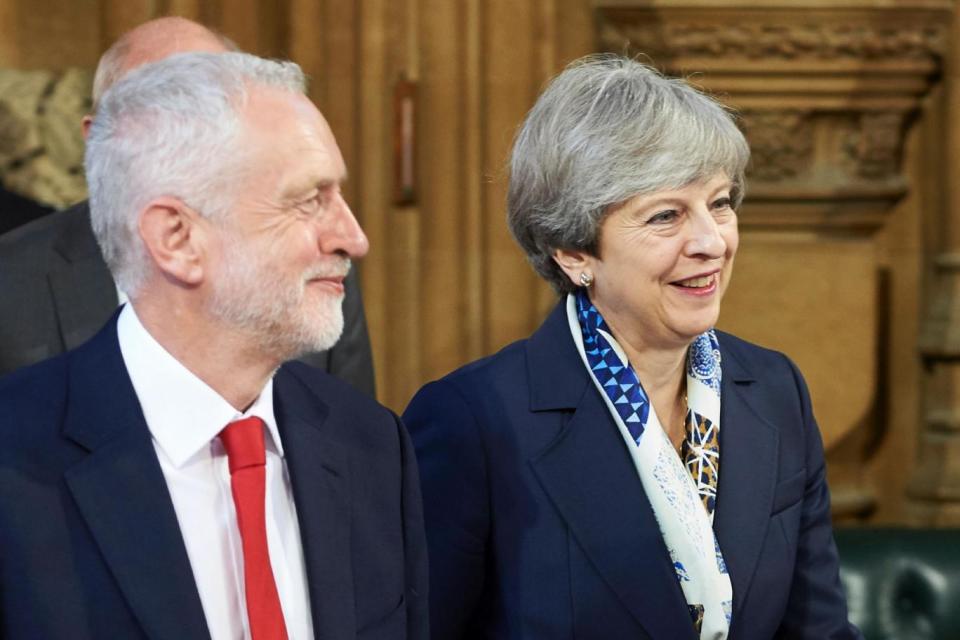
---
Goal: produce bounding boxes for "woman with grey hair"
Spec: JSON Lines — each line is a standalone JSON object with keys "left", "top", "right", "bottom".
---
{"left": 404, "top": 55, "right": 859, "bottom": 639}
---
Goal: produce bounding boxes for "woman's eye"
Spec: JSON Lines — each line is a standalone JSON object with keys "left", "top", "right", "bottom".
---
{"left": 712, "top": 197, "right": 733, "bottom": 210}
{"left": 647, "top": 210, "right": 679, "bottom": 224}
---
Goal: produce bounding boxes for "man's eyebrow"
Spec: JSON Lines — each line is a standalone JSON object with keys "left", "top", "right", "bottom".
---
{"left": 282, "top": 173, "right": 347, "bottom": 199}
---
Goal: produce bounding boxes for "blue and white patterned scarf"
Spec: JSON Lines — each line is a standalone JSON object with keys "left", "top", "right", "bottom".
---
{"left": 567, "top": 291, "right": 732, "bottom": 639}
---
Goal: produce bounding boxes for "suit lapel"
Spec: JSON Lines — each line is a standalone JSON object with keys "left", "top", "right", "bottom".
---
{"left": 527, "top": 303, "right": 695, "bottom": 640}
{"left": 62, "top": 318, "right": 210, "bottom": 640}
{"left": 48, "top": 203, "right": 118, "bottom": 350}
{"left": 531, "top": 390, "right": 697, "bottom": 640}
{"left": 712, "top": 340, "right": 779, "bottom": 621}
{"left": 274, "top": 368, "right": 355, "bottom": 640}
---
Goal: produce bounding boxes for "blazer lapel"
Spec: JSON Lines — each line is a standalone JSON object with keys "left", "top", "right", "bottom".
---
{"left": 712, "top": 342, "right": 779, "bottom": 621}
{"left": 527, "top": 303, "right": 695, "bottom": 640}
{"left": 274, "top": 368, "right": 355, "bottom": 640}
{"left": 48, "top": 203, "right": 119, "bottom": 350}
{"left": 62, "top": 319, "right": 210, "bottom": 640}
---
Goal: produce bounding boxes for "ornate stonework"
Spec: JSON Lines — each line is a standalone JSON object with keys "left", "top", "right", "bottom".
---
{"left": 599, "top": 22, "right": 947, "bottom": 64}
{"left": 0, "top": 68, "right": 91, "bottom": 209}
{"left": 844, "top": 112, "right": 906, "bottom": 180}
{"left": 739, "top": 109, "right": 908, "bottom": 186}
{"left": 0, "top": 102, "right": 28, "bottom": 152}
{"left": 740, "top": 110, "right": 813, "bottom": 181}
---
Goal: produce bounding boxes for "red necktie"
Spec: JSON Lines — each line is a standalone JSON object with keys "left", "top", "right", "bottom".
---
{"left": 220, "top": 416, "right": 289, "bottom": 640}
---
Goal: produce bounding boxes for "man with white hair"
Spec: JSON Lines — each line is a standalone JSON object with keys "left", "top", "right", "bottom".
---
{"left": 0, "top": 17, "right": 375, "bottom": 396}
{"left": 0, "top": 52, "right": 427, "bottom": 640}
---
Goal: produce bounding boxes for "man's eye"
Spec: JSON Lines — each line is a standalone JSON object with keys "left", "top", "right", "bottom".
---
{"left": 297, "top": 199, "right": 320, "bottom": 214}
{"left": 297, "top": 193, "right": 328, "bottom": 216}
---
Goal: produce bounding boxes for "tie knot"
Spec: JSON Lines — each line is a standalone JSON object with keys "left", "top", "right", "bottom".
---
{"left": 220, "top": 416, "right": 267, "bottom": 474}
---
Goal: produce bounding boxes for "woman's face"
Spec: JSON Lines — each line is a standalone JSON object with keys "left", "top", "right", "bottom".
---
{"left": 568, "top": 172, "right": 739, "bottom": 352}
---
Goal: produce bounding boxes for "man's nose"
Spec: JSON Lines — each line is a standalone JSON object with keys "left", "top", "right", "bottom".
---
{"left": 320, "top": 193, "right": 369, "bottom": 258}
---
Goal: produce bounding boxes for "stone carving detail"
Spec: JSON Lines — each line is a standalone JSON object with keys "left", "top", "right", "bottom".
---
{"left": 0, "top": 68, "right": 91, "bottom": 208}
{"left": 844, "top": 112, "right": 905, "bottom": 180}
{"left": 0, "top": 102, "right": 28, "bottom": 153}
{"left": 600, "top": 22, "right": 947, "bottom": 62}
{"left": 740, "top": 110, "right": 813, "bottom": 181}
{"left": 740, "top": 109, "right": 907, "bottom": 183}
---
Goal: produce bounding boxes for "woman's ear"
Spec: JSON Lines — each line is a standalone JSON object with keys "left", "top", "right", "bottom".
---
{"left": 552, "top": 248, "right": 594, "bottom": 288}
{"left": 137, "top": 197, "right": 207, "bottom": 287}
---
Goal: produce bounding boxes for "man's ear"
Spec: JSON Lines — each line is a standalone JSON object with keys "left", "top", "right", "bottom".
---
{"left": 81, "top": 114, "right": 93, "bottom": 140}
{"left": 138, "top": 197, "right": 207, "bottom": 286}
{"left": 552, "top": 247, "right": 593, "bottom": 287}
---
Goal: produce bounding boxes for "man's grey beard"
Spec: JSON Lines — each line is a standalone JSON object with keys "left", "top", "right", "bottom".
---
{"left": 208, "top": 235, "right": 349, "bottom": 362}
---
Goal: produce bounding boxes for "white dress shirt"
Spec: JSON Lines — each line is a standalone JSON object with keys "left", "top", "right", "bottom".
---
{"left": 117, "top": 304, "right": 314, "bottom": 640}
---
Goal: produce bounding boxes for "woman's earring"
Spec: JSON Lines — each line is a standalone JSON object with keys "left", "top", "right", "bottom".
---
{"left": 579, "top": 271, "right": 594, "bottom": 288}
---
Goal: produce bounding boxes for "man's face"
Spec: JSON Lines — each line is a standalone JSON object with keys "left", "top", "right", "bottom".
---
{"left": 205, "top": 87, "right": 369, "bottom": 362}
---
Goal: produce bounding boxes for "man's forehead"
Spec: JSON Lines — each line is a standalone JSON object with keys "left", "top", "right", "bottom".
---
{"left": 240, "top": 87, "right": 346, "bottom": 185}
{"left": 244, "top": 87, "right": 333, "bottom": 141}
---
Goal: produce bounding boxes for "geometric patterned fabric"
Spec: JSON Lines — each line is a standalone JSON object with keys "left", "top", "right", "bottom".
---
{"left": 682, "top": 330, "right": 723, "bottom": 517}
{"left": 573, "top": 290, "right": 731, "bottom": 638}
{"left": 574, "top": 290, "right": 723, "bottom": 515}
{"left": 574, "top": 290, "right": 651, "bottom": 440}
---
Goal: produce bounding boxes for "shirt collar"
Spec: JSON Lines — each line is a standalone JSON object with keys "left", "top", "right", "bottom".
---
{"left": 116, "top": 304, "right": 284, "bottom": 468}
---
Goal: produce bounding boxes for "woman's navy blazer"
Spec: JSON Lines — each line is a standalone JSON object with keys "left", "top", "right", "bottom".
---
{"left": 403, "top": 301, "right": 860, "bottom": 640}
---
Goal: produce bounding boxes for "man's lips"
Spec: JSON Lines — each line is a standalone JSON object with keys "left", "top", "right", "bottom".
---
{"left": 307, "top": 274, "right": 346, "bottom": 294}
{"left": 304, "top": 258, "right": 351, "bottom": 295}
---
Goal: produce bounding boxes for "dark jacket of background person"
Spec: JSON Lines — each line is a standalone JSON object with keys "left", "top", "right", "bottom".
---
{"left": 403, "top": 301, "right": 860, "bottom": 640}
{"left": 0, "top": 185, "right": 53, "bottom": 235}
{"left": 0, "top": 200, "right": 376, "bottom": 394}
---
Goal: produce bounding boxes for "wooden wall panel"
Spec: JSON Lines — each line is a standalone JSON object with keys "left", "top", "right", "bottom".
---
{"left": 218, "top": 0, "right": 266, "bottom": 54}
{"left": 460, "top": 0, "right": 486, "bottom": 364}
{"left": 0, "top": 0, "right": 102, "bottom": 68}
{"left": 419, "top": 0, "right": 468, "bottom": 383}
{"left": 858, "top": 94, "right": 934, "bottom": 523}
{"left": 719, "top": 234, "right": 878, "bottom": 450}
{"left": 98, "top": 1, "right": 154, "bottom": 47}
{"left": 354, "top": 0, "right": 399, "bottom": 407}
{"left": 286, "top": 0, "right": 324, "bottom": 83}
{"left": 158, "top": 0, "right": 204, "bottom": 21}
{"left": 482, "top": 0, "right": 550, "bottom": 353}
{"left": 0, "top": 2, "right": 14, "bottom": 64}
{"left": 372, "top": 0, "right": 420, "bottom": 409}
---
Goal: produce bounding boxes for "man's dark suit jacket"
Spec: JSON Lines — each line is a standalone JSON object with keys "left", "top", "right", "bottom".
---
{"left": 0, "top": 313, "right": 428, "bottom": 639}
{"left": 0, "top": 201, "right": 376, "bottom": 394}
{"left": 403, "top": 301, "right": 861, "bottom": 640}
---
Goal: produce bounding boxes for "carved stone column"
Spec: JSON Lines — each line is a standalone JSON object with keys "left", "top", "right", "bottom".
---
{"left": 595, "top": 0, "right": 950, "bottom": 521}
{"left": 913, "top": 5, "right": 960, "bottom": 525}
